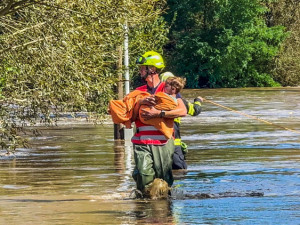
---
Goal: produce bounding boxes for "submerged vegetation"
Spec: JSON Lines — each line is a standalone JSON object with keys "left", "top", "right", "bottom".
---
{"left": 0, "top": 0, "right": 300, "bottom": 152}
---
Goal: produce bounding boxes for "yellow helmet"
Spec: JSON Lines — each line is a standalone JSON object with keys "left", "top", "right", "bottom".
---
{"left": 136, "top": 51, "right": 165, "bottom": 69}
{"left": 160, "top": 71, "right": 175, "bottom": 81}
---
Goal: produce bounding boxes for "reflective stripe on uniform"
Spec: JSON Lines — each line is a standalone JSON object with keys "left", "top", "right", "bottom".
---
{"left": 132, "top": 124, "right": 168, "bottom": 144}
{"left": 188, "top": 102, "right": 195, "bottom": 115}
{"left": 137, "top": 126, "right": 159, "bottom": 132}
{"left": 132, "top": 135, "right": 168, "bottom": 141}
{"left": 174, "top": 117, "right": 181, "bottom": 124}
{"left": 174, "top": 138, "right": 181, "bottom": 146}
{"left": 133, "top": 121, "right": 168, "bottom": 144}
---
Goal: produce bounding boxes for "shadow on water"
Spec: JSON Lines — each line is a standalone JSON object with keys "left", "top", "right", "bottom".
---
{"left": 0, "top": 87, "right": 300, "bottom": 224}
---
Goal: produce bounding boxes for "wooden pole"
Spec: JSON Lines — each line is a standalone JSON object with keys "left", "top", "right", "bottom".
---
{"left": 114, "top": 46, "right": 124, "bottom": 140}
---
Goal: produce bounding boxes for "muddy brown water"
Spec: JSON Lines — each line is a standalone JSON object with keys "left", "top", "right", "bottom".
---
{"left": 1, "top": 87, "right": 300, "bottom": 224}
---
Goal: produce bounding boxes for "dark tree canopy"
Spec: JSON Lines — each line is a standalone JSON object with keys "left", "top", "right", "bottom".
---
{"left": 164, "top": 0, "right": 287, "bottom": 88}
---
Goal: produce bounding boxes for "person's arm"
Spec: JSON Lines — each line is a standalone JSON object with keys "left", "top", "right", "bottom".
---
{"left": 131, "top": 95, "right": 156, "bottom": 122}
{"left": 140, "top": 98, "right": 187, "bottom": 120}
{"left": 183, "top": 96, "right": 203, "bottom": 116}
{"left": 164, "top": 98, "right": 187, "bottom": 118}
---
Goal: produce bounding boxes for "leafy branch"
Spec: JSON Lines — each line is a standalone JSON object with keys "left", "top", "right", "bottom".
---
{"left": 0, "top": 0, "right": 42, "bottom": 17}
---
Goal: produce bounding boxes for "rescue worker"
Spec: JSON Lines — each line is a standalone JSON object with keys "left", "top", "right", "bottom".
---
{"left": 130, "top": 51, "right": 187, "bottom": 196}
{"left": 160, "top": 72, "right": 203, "bottom": 170}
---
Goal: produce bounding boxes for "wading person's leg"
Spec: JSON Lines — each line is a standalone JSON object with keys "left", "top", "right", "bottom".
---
{"left": 132, "top": 144, "right": 155, "bottom": 192}
{"left": 152, "top": 139, "right": 174, "bottom": 187}
{"left": 132, "top": 139, "right": 174, "bottom": 193}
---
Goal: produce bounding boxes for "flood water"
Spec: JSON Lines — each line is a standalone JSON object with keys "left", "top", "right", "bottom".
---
{"left": 1, "top": 87, "right": 300, "bottom": 224}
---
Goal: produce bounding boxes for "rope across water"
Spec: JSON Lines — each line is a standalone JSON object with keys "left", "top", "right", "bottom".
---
{"left": 204, "top": 98, "right": 300, "bottom": 135}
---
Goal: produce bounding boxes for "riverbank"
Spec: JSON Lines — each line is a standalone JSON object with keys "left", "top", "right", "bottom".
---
{"left": 34, "top": 112, "right": 113, "bottom": 126}
{"left": 0, "top": 113, "right": 114, "bottom": 158}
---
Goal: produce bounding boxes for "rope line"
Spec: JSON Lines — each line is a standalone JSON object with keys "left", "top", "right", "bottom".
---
{"left": 203, "top": 98, "right": 300, "bottom": 135}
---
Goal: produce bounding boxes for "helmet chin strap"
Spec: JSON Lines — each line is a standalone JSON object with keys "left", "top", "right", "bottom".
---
{"left": 142, "top": 66, "right": 156, "bottom": 80}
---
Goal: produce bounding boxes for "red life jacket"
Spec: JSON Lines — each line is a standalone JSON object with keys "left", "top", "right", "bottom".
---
{"left": 132, "top": 82, "right": 170, "bottom": 145}
{"left": 135, "top": 83, "right": 165, "bottom": 93}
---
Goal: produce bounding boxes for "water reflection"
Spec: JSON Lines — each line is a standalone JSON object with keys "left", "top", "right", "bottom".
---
{"left": 113, "top": 140, "right": 125, "bottom": 173}
{"left": 129, "top": 200, "right": 175, "bottom": 224}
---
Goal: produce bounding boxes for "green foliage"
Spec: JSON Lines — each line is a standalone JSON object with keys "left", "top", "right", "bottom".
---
{"left": 0, "top": 0, "right": 168, "bottom": 152}
{"left": 129, "top": 16, "right": 169, "bottom": 88}
{"left": 266, "top": 0, "right": 300, "bottom": 86}
{"left": 0, "top": 72, "right": 5, "bottom": 98}
{"left": 164, "top": 0, "right": 286, "bottom": 88}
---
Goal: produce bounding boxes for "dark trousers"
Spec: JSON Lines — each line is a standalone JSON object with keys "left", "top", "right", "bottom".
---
{"left": 172, "top": 145, "right": 187, "bottom": 169}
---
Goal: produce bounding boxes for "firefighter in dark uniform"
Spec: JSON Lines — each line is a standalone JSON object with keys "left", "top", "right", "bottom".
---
{"left": 160, "top": 72, "right": 203, "bottom": 169}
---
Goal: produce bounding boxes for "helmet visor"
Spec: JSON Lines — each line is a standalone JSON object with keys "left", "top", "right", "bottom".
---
{"left": 136, "top": 56, "right": 147, "bottom": 65}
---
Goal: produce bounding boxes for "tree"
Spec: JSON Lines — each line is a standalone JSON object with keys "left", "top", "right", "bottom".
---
{"left": 266, "top": 0, "right": 300, "bottom": 86}
{"left": 0, "top": 0, "right": 168, "bottom": 153}
{"left": 164, "top": 0, "right": 286, "bottom": 88}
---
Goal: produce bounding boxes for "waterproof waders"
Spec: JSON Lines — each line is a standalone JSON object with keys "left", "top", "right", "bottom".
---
{"left": 132, "top": 139, "right": 174, "bottom": 192}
